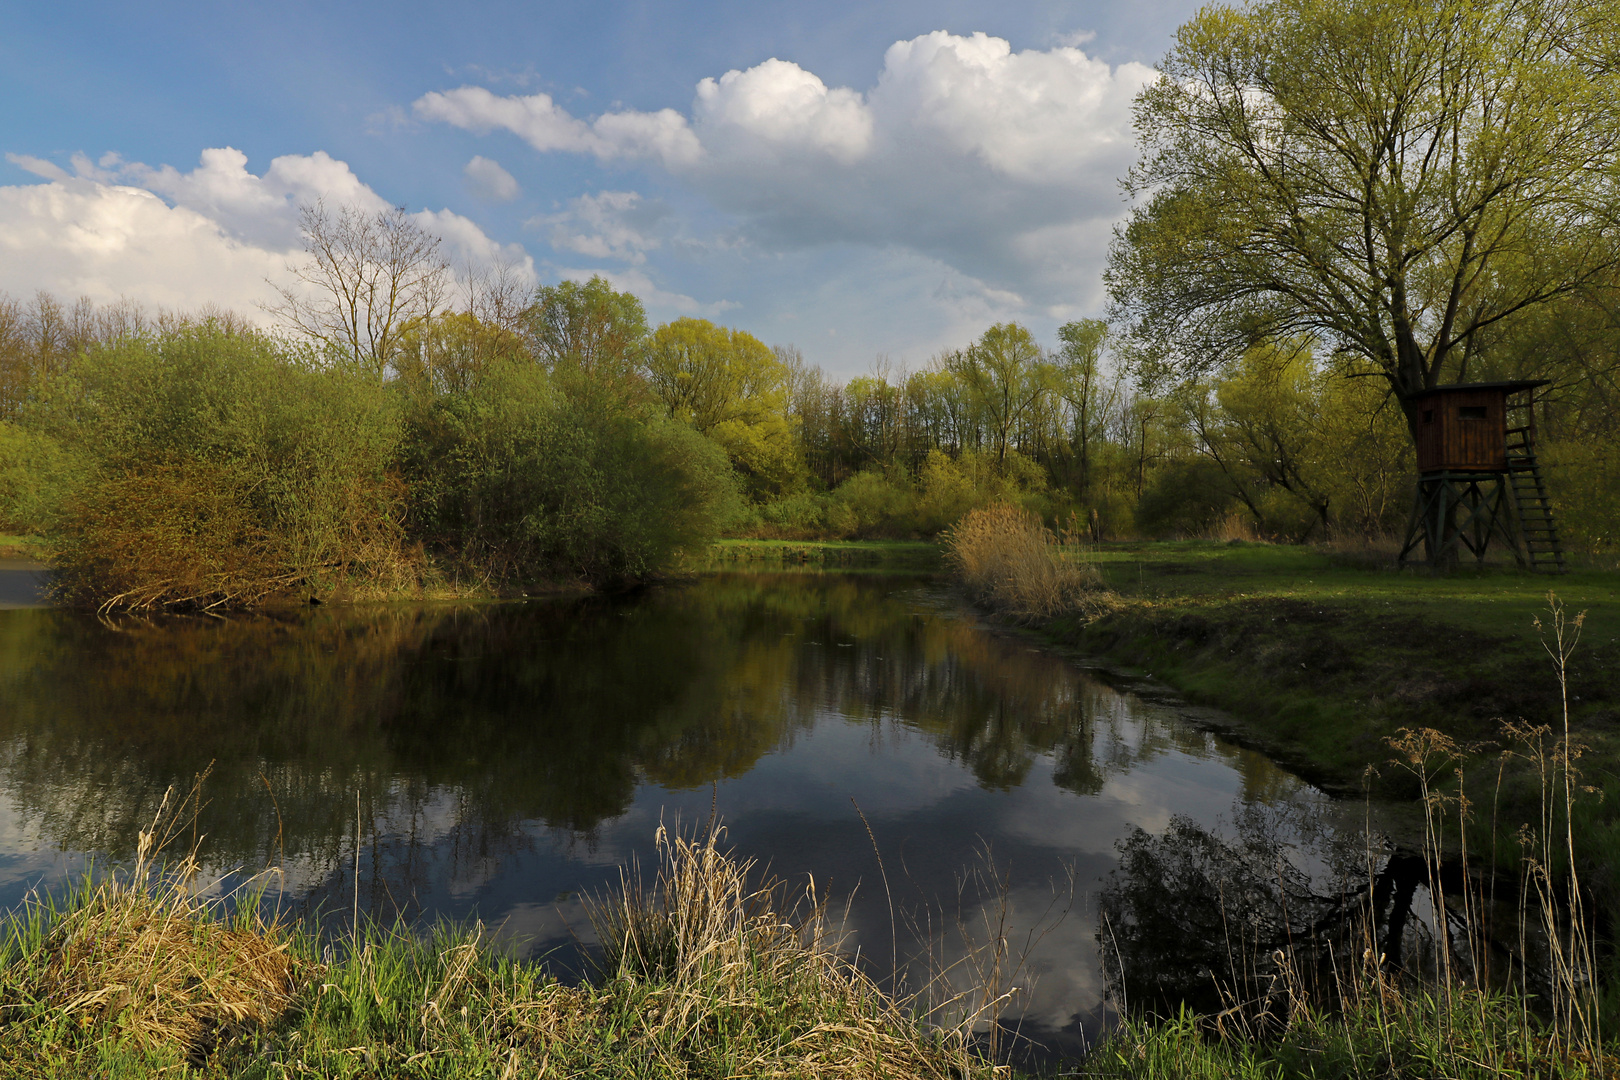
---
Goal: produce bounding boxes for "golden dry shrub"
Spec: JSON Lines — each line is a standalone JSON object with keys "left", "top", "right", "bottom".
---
{"left": 50, "top": 458, "right": 295, "bottom": 612}
{"left": 943, "top": 502, "right": 1108, "bottom": 620}
{"left": 29, "top": 886, "right": 301, "bottom": 1064}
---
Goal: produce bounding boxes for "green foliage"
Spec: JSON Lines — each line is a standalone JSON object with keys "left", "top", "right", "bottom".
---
{"left": 1135, "top": 458, "right": 1236, "bottom": 538}
{"left": 645, "top": 317, "right": 804, "bottom": 499}
{"left": 523, "top": 274, "right": 649, "bottom": 381}
{"left": 0, "top": 421, "right": 86, "bottom": 535}
{"left": 28, "top": 326, "right": 406, "bottom": 608}
{"left": 1170, "top": 342, "right": 1413, "bottom": 541}
{"left": 739, "top": 448, "right": 1051, "bottom": 540}
{"left": 1108, "top": 0, "right": 1620, "bottom": 407}
{"left": 1544, "top": 435, "right": 1620, "bottom": 552}
{"left": 393, "top": 309, "right": 529, "bottom": 395}
{"left": 944, "top": 323, "right": 1046, "bottom": 464}
{"left": 403, "top": 360, "right": 741, "bottom": 587}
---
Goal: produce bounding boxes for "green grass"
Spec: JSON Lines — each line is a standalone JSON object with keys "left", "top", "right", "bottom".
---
{"left": 1028, "top": 539, "right": 1620, "bottom": 959}
{"left": 0, "top": 534, "right": 45, "bottom": 560}
{"left": 1077, "top": 990, "right": 1616, "bottom": 1079}
{"left": 0, "top": 827, "right": 997, "bottom": 1079}
{"left": 703, "top": 538, "right": 942, "bottom": 571}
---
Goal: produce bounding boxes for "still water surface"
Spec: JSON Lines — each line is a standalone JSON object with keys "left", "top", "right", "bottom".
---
{"left": 0, "top": 571, "right": 1381, "bottom": 1054}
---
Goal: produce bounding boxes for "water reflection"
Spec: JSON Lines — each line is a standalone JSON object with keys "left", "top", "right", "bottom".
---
{"left": 0, "top": 572, "right": 1380, "bottom": 1057}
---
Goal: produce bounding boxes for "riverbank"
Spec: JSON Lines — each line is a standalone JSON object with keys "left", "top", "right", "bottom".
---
{"left": 703, "top": 538, "right": 943, "bottom": 571}
{"left": 0, "top": 534, "right": 43, "bottom": 561}
{"left": 7, "top": 829, "right": 1604, "bottom": 1080}
{"left": 1039, "top": 542, "right": 1619, "bottom": 804}
{"left": 0, "top": 826, "right": 999, "bottom": 1079}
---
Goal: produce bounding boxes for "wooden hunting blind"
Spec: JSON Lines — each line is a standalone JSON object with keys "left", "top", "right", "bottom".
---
{"left": 1399, "top": 381, "right": 1567, "bottom": 572}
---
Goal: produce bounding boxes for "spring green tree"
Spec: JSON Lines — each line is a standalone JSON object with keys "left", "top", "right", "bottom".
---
{"left": 645, "top": 318, "right": 801, "bottom": 497}
{"left": 523, "top": 276, "right": 649, "bottom": 382}
{"left": 1052, "top": 319, "right": 1123, "bottom": 500}
{"left": 1108, "top": 0, "right": 1620, "bottom": 436}
{"left": 394, "top": 310, "right": 529, "bottom": 396}
{"left": 945, "top": 323, "right": 1047, "bottom": 464}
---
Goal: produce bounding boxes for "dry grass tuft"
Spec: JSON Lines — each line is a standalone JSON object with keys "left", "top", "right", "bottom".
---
{"left": 585, "top": 820, "right": 1005, "bottom": 1079}
{"left": 0, "top": 783, "right": 309, "bottom": 1073}
{"left": 944, "top": 502, "right": 1111, "bottom": 621}
{"left": 28, "top": 876, "right": 300, "bottom": 1058}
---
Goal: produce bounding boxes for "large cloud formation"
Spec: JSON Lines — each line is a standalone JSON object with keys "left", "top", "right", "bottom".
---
{"left": 416, "top": 31, "right": 1154, "bottom": 316}
{"left": 0, "top": 149, "right": 527, "bottom": 314}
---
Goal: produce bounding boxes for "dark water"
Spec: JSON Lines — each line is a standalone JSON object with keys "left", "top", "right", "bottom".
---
{"left": 0, "top": 572, "right": 1393, "bottom": 1056}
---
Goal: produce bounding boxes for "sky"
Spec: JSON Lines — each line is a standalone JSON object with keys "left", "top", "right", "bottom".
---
{"left": 0, "top": 0, "right": 1203, "bottom": 377}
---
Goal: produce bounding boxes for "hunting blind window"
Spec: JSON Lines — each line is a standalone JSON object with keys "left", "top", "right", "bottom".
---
{"left": 1459, "top": 406, "right": 1488, "bottom": 420}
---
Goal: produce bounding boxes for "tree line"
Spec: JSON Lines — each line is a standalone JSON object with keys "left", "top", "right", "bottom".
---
{"left": 6, "top": 0, "right": 1620, "bottom": 609}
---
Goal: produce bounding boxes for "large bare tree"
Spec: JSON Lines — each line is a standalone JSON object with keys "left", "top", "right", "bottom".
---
{"left": 268, "top": 201, "right": 450, "bottom": 376}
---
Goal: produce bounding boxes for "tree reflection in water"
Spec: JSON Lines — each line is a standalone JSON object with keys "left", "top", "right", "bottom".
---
{"left": 0, "top": 574, "right": 1245, "bottom": 909}
{"left": 0, "top": 571, "right": 1382, "bottom": 1058}
{"left": 1098, "top": 809, "right": 1521, "bottom": 1023}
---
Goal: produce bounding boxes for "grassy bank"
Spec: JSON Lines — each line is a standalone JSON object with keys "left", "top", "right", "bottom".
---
{"left": 0, "top": 534, "right": 44, "bottom": 561}
{"left": 939, "top": 513, "right": 1619, "bottom": 1075}
{"left": 0, "top": 823, "right": 998, "bottom": 1079}
{"left": 7, "top": 816, "right": 1609, "bottom": 1080}
{"left": 1034, "top": 542, "right": 1620, "bottom": 805}
{"left": 703, "top": 538, "right": 942, "bottom": 571}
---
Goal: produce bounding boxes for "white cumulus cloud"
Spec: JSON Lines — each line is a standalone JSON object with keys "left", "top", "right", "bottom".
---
{"left": 537, "top": 190, "right": 670, "bottom": 265}
{"left": 0, "top": 148, "right": 529, "bottom": 316}
{"left": 415, "top": 86, "right": 701, "bottom": 166}
{"left": 0, "top": 179, "right": 287, "bottom": 312}
{"left": 464, "top": 155, "right": 521, "bottom": 202}
{"left": 413, "top": 31, "right": 1155, "bottom": 314}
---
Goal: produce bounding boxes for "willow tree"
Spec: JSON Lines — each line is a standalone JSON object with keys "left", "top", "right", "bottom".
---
{"left": 644, "top": 318, "right": 801, "bottom": 497}
{"left": 1107, "top": 0, "right": 1620, "bottom": 436}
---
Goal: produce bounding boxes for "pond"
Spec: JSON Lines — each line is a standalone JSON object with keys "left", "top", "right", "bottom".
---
{"left": 0, "top": 570, "right": 1397, "bottom": 1059}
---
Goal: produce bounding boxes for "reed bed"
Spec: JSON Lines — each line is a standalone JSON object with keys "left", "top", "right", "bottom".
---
{"left": 943, "top": 502, "right": 1111, "bottom": 621}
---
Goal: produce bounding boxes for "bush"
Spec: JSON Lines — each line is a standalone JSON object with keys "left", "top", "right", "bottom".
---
{"left": 943, "top": 502, "right": 1109, "bottom": 619}
{"left": 403, "top": 361, "right": 741, "bottom": 587}
{"left": 27, "top": 327, "right": 406, "bottom": 609}
{"left": 0, "top": 421, "right": 85, "bottom": 536}
{"left": 1134, "top": 458, "right": 1238, "bottom": 538}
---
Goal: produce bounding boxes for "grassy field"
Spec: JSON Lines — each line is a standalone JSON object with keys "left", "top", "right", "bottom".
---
{"left": 0, "top": 534, "right": 44, "bottom": 561}
{"left": 1050, "top": 541, "right": 1619, "bottom": 791}
{"left": 703, "top": 538, "right": 942, "bottom": 571}
{"left": 1019, "top": 538, "right": 1620, "bottom": 933}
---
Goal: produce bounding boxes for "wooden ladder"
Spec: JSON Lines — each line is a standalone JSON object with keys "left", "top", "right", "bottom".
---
{"left": 1504, "top": 408, "right": 1568, "bottom": 574}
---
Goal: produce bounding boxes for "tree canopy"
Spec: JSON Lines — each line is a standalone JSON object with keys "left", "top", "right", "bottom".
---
{"left": 644, "top": 318, "right": 800, "bottom": 497}
{"left": 1107, "top": 0, "right": 1620, "bottom": 430}
{"left": 523, "top": 275, "right": 649, "bottom": 379}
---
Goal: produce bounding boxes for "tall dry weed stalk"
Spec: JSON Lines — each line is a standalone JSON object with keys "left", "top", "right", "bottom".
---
{"left": 1522, "top": 595, "right": 1602, "bottom": 1063}
{"left": 944, "top": 502, "right": 1110, "bottom": 621}
{"left": 1375, "top": 592, "right": 1605, "bottom": 1074}
{"left": 587, "top": 820, "right": 1000, "bottom": 1079}
{"left": 907, "top": 841, "right": 1075, "bottom": 1064}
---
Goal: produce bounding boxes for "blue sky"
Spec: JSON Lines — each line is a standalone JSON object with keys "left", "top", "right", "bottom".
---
{"left": 1, "top": 0, "right": 1202, "bottom": 375}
